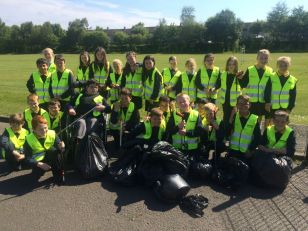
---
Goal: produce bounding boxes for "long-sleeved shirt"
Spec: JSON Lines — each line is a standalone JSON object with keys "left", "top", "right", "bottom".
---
{"left": 26, "top": 73, "right": 49, "bottom": 93}
{"left": 142, "top": 68, "right": 162, "bottom": 100}
{"left": 172, "top": 72, "right": 195, "bottom": 95}
{"left": 128, "top": 122, "right": 164, "bottom": 146}
{"left": 110, "top": 104, "right": 140, "bottom": 132}
{"left": 24, "top": 134, "right": 62, "bottom": 167}
{"left": 260, "top": 128, "right": 296, "bottom": 157}
{"left": 227, "top": 113, "right": 261, "bottom": 152}
{"left": 50, "top": 70, "right": 76, "bottom": 100}
{"left": 195, "top": 68, "right": 221, "bottom": 91}
{"left": 0, "top": 130, "right": 22, "bottom": 154}
{"left": 264, "top": 74, "right": 297, "bottom": 111}
{"left": 122, "top": 62, "right": 142, "bottom": 88}
{"left": 240, "top": 66, "right": 267, "bottom": 88}
{"left": 106, "top": 73, "right": 122, "bottom": 88}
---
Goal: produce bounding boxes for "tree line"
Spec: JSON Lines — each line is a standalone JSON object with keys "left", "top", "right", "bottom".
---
{"left": 0, "top": 2, "right": 308, "bottom": 54}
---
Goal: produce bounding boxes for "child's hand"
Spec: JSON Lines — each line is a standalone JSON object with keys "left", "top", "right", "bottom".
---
{"left": 58, "top": 141, "right": 65, "bottom": 152}
{"left": 178, "top": 120, "right": 186, "bottom": 130}
{"left": 68, "top": 108, "right": 76, "bottom": 116}
{"left": 236, "top": 70, "right": 244, "bottom": 79}
{"left": 95, "top": 104, "right": 105, "bottom": 111}
{"left": 37, "top": 162, "right": 51, "bottom": 171}
{"left": 178, "top": 129, "right": 186, "bottom": 136}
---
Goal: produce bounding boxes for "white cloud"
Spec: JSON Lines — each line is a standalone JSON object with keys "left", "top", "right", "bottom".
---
{"left": 0, "top": 0, "right": 179, "bottom": 29}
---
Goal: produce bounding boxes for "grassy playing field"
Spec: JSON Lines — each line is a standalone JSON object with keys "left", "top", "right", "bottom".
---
{"left": 0, "top": 53, "right": 307, "bottom": 124}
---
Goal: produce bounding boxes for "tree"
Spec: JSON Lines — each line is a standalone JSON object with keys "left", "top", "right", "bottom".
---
{"left": 113, "top": 31, "right": 129, "bottom": 52}
{"left": 81, "top": 30, "right": 109, "bottom": 51}
{"left": 180, "top": 6, "right": 195, "bottom": 25}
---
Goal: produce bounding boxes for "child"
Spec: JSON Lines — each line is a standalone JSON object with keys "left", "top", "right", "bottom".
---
{"left": 106, "top": 59, "right": 123, "bottom": 104}
{"left": 76, "top": 50, "right": 91, "bottom": 84}
{"left": 171, "top": 58, "right": 198, "bottom": 106}
{"left": 122, "top": 51, "right": 143, "bottom": 110}
{"left": 109, "top": 88, "right": 140, "bottom": 148}
{"left": 214, "top": 56, "right": 242, "bottom": 125}
{"left": 264, "top": 56, "right": 297, "bottom": 119}
{"left": 24, "top": 115, "right": 65, "bottom": 184}
{"left": 0, "top": 114, "right": 29, "bottom": 171}
{"left": 238, "top": 49, "right": 273, "bottom": 124}
{"left": 46, "top": 99, "right": 64, "bottom": 133}
{"left": 162, "top": 56, "right": 181, "bottom": 101}
{"left": 197, "top": 99, "right": 207, "bottom": 123}
{"left": 42, "top": 48, "right": 56, "bottom": 73}
{"left": 201, "top": 103, "right": 225, "bottom": 160}
{"left": 259, "top": 110, "right": 295, "bottom": 158}
{"left": 142, "top": 55, "right": 163, "bottom": 112}
{"left": 165, "top": 93, "right": 203, "bottom": 159}
{"left": 50, "top": 54, "right": 76, "bottom": 109}
{"left": 196, "top": 53, "right": 221, "bottom": 104}
{"left": 26, "top": 58, "right": 52, "bottom": 110}
{"left": 68, "top": 79, "right": 111, "bottom": 141}
{"left": 23, "top": 93, "right": 49, "bottom": 132}
{"left": 228, "top": 95, "right": 261, "bottom": 162}
{"left": 159, "top": 96, "right": 172, "bottom": 124}
{"left": 89, "top": 47, "right": 113, "bottom": 98}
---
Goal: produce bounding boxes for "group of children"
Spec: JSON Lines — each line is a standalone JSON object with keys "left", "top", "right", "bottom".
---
{"left": 0, "top": 47, "right": 297, "bottom": 187}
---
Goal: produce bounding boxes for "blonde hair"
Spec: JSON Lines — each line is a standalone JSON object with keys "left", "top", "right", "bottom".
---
{"left": 185, "top": 58, "right": 197, "bottom": 70}
{"left": 112, "top": 59, "right": 123, "bottom": 74}
{"left": 204, "top": 103, "right": 219, "bottom": 113}
{"left": 225, "top": 56, "right": 239, "bottom": 73}
{"left": 176, "top": 93, "right": 190, "bottom": 102}
{"left": 42, "top": 48, "right": 54, "bottom": 56}
{"left": 257, "top": 49, "right": 270, "bottom": 57}
{"left": 277, "top": 56, "right": 291, "bottom": 67}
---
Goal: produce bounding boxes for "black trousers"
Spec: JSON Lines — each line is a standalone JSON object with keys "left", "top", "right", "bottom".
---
{"left": 131, "top": 96, "right": 143, "bottom": 110}
{"left": 2, "top": 150, "right": 24, "bottom": 171}
{"left": 222, "top": 103, "right": 234, "bottom": 126}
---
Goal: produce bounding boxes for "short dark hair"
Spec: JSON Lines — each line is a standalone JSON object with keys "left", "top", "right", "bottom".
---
{"left": 36, "top": 58, "right": 48, "bottom": 66}
{"left": 55, "top": 54, "right": 65, "bottom": 62}
{"left": 9, "top": 113, "right": 24, "bottom": 125}
{"left": 169, "top": 56, "right": 177, "bottom": 62}
{"left": 274, "top": 110, "right": 289, "bottom": 122}
{"left": 159, "top": 96, "right": 170, "bottom": 103}
{"left": 85, "top": 79, "right": 99, "bottom": 87}
{"left": 150, "top": 108, "right": 163, "bottom": 117}
{"left": 48, "top": 98, "right": 61, "bottom": 108}
{"left": 237, "top": 95, "right": 250, "bottom": 104}
{"left": 197, "top": 99, "right": 207, "bottom": 105}
{"left": 204, "top": 53, "right": 215, "bottom": 62}
{"left": 120, "top": 88, "right": 132, "bottom": 97}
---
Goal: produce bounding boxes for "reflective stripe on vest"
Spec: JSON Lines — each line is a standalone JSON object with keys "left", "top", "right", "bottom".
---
{"left": 33, "top": 71, "right": 51, "bottom": 104}
{"left": 197, "top": 66, "right": 220, "bottom": 100}
{"left": 181, "top": 72, "right": 197, "bottom": 101}
{"left": 24, "top": 108, "right": 49, "bottom": 131}
{"left": 218, "top": 71, "right": 241, "bottom": 106}
{"left": 26, "top": 130, "right": 56, "bottom": 161}
{"left": 46, "top": 111, "right": 64, "bottom": 130}
{"left": 172, "top": 110, "right": 199, "bottom": 150}
{"left": 266, "top": 125, "right": 293, "bottom": 149}
{"left": 244, "top": 66, "right": 272, "bottom": 103}
{"left": 75, "top": 93, "right": 104, "bottom": 117}
{"left": 230, "top": 113, "right": 258, "bottom": 153}
{"left": 51, "top": 69, "right": 71, "bottom": 100}
{"left": 162, "top": 68, "right": 181, "bottom": 99}
{"left": 140, "top": 121, "right": 165, "bottom": 140}
{"left": 92, "top": 62, "right": 109, "bottom": 84}
{"left": 109, "top": 102, "right": 135, "bottom": 130}
{"left": 125, "top": 66, "right": 143, "bottom": 97}
{"left": 270, "top": 73, "right": 297, "bottom": 109}
{"left": 77, "top": 67, "right": 89, "bottom": 81}
{"left": 109, "top": 73, "right": 122, "bottom": 101}
{"left": 5, "top": 128, "right": 29, "bottom": 150}
{"left": 144, "top": 68, "right": 163, "bottom": 101}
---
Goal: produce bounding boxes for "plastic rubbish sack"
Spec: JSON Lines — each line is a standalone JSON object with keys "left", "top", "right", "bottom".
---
{"left": 251, "top": 152, "right": 292, "bottom": 189}
{"left": 154, "top": 174, "right": 190, "bottom": 203}
{"left": 74, "top": 133, "right": 108, "bottom": 179}
{"left": 180, "top": 194, "right": 209, "bottom": 218}
{"left": 190, "top": 158, "right": 213, "bottom": 180}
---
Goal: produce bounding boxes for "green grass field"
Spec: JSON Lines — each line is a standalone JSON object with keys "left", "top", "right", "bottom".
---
{"left": 0, "top": 53, "right": 307, "bottom": 124}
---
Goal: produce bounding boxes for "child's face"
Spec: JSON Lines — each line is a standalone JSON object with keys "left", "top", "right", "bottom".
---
{"left": 127, "top": 54, "right": 136, "bottom": 66}
{"left": 177, "top": 96, "right": 190, "bottom": 112}
{"left": 169, "top": 59, "right": 177, "bottom": 69}
{"left": 227, "top": 60, "right": 237, "bottom": 73}
{"left": 44, "top": 51, "right": 53, "bottom": 62}
{"left": 38, "top": 63, "right": 48, "bottom": 75}
{"left": 33, "top": 123, "right": 48, "bottom": 138}
{"left": 56, "top": 59, "right": 65, "bottom": 71}
{"left": 48, "top": 104, "right": 60, "bottom": 116}
{"left": 257, "top": 54, "right": 269, "bottom": 67}
{"left": 186, "top": 62, "right": 195, "bottom": 72}
{"left": 273, "top": 116, "right": 288, "bottom": 132}
{"left": 237, "top": 99, "right": 250, "bottom": 115}
{"left": 10, "top": 122, "right": 23, "bottom": 133}
{"left": 150, "top": 115, "right": 162, "bottom": 127}
{"left": 120, "top": 95, "right": 131, "bottom": 106}
{"left": 145, "top": 59, "right": 154, "bottom": 70}
{"left": 205, "top": 57, "right": 214, "bottom": 68}
{"left": 113, "top": 62, "right": 122, "bottom": 74}
{"left": 28, "top": 98, "right": 39, "bottom": 112}
{"left": 96, "top": 51, "right": 104, "bottom": 62}
{"left": 86, "top": 84, "right": 98, "bottom": 95}
{"left": 81, "top": 54, "right": 89, "bottom": 65}
{"left": 278, "top": 62, "right": 289, "bottom": 74}
{"left": 159, "top": 101, "right": 169, "bottom": 112}
{"left": 205, "top": 109, "right": 215, "bottom": 121}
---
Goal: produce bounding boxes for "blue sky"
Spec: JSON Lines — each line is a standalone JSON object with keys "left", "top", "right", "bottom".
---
{"left": 0, "top": 0, "right": 307, "bottom": 29}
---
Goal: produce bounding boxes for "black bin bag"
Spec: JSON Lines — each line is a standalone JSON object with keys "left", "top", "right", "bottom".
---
{"left": 251, "top": 152, "right": 292, "bottom": 189}
{"left": 75, "top": 133, "right": 108, "bottom": 179}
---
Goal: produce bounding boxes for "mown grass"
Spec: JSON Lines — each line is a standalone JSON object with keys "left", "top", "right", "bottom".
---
{"left": 0, "top": 53, "right": 307, "bottom": 124}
